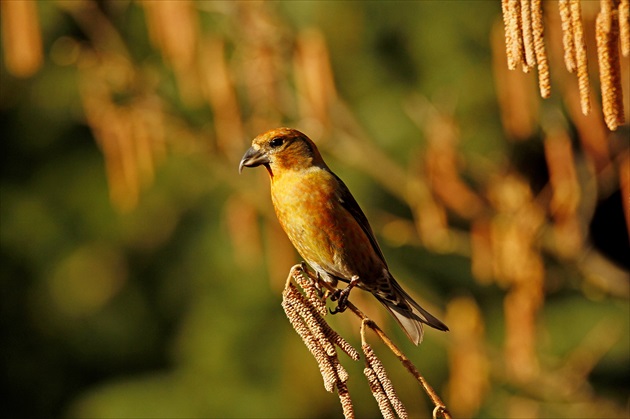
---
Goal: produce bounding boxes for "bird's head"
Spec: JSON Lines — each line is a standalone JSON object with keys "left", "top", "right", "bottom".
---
{"left": 239, "top": 128, "right": 326, "bottom": 177}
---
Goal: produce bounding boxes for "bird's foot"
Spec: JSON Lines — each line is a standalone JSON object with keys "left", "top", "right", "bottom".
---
{"left": 329, "top": 276, "right": 360, "bottom": 314}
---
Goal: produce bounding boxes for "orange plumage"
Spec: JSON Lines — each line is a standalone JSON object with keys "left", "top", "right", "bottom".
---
{"left": 239, "top": 128, "right": 448, "bottom": 345}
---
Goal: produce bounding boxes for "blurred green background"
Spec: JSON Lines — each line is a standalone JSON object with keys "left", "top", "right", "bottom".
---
{"left": 1, "top": 1, "right": 628, "bottom": 418}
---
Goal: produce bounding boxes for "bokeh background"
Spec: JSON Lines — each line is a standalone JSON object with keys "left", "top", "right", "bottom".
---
{"left": 1, "top": 1, "right": 628, "bottom": 418}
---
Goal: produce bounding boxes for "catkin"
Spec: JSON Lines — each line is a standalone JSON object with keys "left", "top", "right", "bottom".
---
{"left": 363, "top": 343, "right": 408, "bottom": 419}
{"left": 285, "top": 284, "right": 337, "bottom": 356}
{"left": 337, "top": 381, "right": 355, "bottom": 419}
{"left": 365, "top": 367, "right": 397, "bottom": 419}
{"left": 532, "top": 0, "right": 550, "bottom": 98}
{"left": 571, "top": 0, "right": 591, "bottom": 114}
{"left": 560, "top": 0, "right": 577, "bottom": 72}
{"left": 324, "top": 326, "right": 361, "bottom": 361}
{"left": 521, "top": 0, "right": 536, "bottom": 69}
{"left": 620, "top": 0, "right": 629, "bottom": 56}
{"left": 503, "top": 0, "right": 525, "bottom": 70}
{"left": 282, "top": 285, "right": 342, "bottom": 392}
{"left": 596, "top": 0, "right": 626, "bottom": 130}
{"left": 292, "top": 266, "right": 327, "bottom": 316}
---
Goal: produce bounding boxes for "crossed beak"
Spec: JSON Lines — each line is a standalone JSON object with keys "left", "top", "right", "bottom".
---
{"left": 239, "top": 147, "right": 270, "bottom": 174}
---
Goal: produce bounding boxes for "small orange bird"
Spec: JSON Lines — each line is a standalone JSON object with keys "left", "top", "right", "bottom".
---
{"left": 239, "top": 128, "right": 448, "bottom": 344}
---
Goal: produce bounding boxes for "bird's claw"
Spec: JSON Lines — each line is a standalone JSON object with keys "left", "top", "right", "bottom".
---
{"left": 329, "top": 289, "right": 350, "bottom": 314}
{"left": 329, "top": 276, "right": 360, "bottom": 315}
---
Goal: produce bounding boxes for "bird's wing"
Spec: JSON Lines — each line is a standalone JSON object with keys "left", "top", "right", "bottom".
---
{"left": 330, "top": 171, "right": 388, "bottom": 268}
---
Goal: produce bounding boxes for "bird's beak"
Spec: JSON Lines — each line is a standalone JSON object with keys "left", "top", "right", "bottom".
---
{"left": 239, "top": 146, "right": 270, "bottom": 173}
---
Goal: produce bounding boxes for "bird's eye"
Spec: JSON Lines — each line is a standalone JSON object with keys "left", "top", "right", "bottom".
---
{"left": 269, "top": 137, "right": 284, "bottom": 148}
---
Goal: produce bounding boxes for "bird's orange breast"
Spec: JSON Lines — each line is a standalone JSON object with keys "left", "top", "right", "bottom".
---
{"left": 270, "top": 167, "right": 384, "bottom": 283}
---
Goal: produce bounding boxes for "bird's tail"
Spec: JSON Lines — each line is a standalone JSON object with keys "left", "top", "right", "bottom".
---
{"left": 376, "top": 279, "right": 448, "bottom": 345}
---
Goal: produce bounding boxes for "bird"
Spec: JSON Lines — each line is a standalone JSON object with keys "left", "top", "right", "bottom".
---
{"left": 239, "top": 127, "right": 448, "bottom": 345}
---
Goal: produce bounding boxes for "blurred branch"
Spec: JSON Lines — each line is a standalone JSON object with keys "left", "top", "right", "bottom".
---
{"left": 0, "top": 0, "right": 43, "bottom": 77}
{"left": 57, "top": 0, "right": 130, "bottom": 57}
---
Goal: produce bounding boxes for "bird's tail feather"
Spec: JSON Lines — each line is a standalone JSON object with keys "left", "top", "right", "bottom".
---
{"left": 381, "top": 302, "right": 425, "bottom": 345}
{"left": 377, "top": 281, "right": 448, "bottom": 346}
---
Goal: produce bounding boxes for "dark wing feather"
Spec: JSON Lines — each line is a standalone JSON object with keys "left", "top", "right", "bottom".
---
{"left": 329, "top": 170, "right": 449, "bottom": 343}
{"left": 330, "top": 171, "right": 388, "bottom": 268}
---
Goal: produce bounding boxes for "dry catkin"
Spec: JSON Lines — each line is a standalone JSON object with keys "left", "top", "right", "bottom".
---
{"left": 521, "top": 0, "right": 536, "bottom": 70}
{"left": 292, "top": 267, "right": 327, "bottom": 316}
{"left": 620, "top": 0, "right": 629, "bottom": 56}
{"left": 324, "top": 326, "right": 361, "bottom": 361}
{"left": 285, "top": 284, "right": 337, "bottom": 356}
{"left": 503, "top": 0, "right": 525, "bottom": 70}
{"left": 597, "top": 1, "right": 626, "bottom": 130}
{"left": 334, "top": 356, "right": 350, "bottom": 383}
{"left": 559, "top": 0, "right": 577, "bottom": 72}
{"left": 364, "top": 367, "right": 397, "bottom": 419}
{"left": 281, "top": 291, "right": 338, "bottom": 392}
{"left": 502, "top": 0, "right": 517, "bottom": 70}
{"left": 571, "top": 0, "right": 591, "bottom": 115}
{"left": 337, "top": 381, "right": 355, "bottom": 419}
{"left": 363, "top": 343, "right": 408, "bottom": 419}
{"left": 531, "top": 0, "right": 551, "bottom": 98}
{"left": 291, "top": 267, "right": 360, "bottom": 360}
{"left": 600, "top": 0, "right": 614, "bottom": 32}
